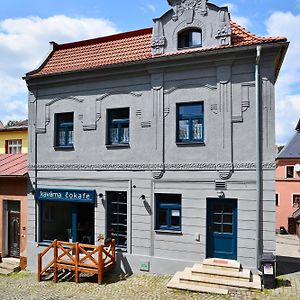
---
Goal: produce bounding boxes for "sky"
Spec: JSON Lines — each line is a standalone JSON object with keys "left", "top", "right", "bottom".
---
{"left": 0, "top": 0, "right": 300, "bottom": 145}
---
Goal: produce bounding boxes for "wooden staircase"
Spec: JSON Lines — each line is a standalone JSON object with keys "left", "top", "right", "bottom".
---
{"left": 167, "top": 258, "right": 261, "bottom": 295}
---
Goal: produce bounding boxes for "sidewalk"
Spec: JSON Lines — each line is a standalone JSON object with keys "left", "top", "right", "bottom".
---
{"left": 1, "top": 270, "right": 300, "bottom": 300}
{"left": 276, "top": 234, "right": 300, "bottom": 258}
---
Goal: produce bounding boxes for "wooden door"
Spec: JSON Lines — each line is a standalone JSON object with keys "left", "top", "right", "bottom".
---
{"left": 206, "top": 198, "right": 237, "bottom": 260}
{"left": 8, "top": 211, "right": 20, "bottom": 257}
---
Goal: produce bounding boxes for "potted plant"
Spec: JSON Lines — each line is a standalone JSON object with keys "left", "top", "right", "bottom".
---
{"left": 97, "top": 233, "right": 105, "bottom": 245}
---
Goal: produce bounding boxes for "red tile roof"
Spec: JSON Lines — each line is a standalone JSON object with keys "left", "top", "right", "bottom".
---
{"left": 0, "top": 154, "right": 28, "bottom": 176}
{"left": 27, "top": 21, "right": 287, "bottom": 78}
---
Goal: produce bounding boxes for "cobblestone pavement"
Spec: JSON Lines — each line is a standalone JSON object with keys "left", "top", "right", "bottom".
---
{"left": 1, "top": 271, "right": 300, "bottom": 300}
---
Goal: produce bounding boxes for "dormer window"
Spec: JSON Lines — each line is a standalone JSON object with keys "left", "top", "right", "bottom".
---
{"left": 178, "top": 29, "right": 202, "bottom": 49}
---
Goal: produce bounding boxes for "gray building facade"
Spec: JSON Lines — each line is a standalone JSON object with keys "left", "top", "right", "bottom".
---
{"left": 25, "top": 0, "right": 288, "bottom": 274}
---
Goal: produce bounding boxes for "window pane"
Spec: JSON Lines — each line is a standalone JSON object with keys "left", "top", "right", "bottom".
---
{"left": 192, "top": 119, "right": 202, "bottom": 140}
{"left": 213, "top": 223, "right": 222, "bottom": 233}
{"left": 191, "top": 31, "right": 202, "bottom": 46}
{"left": 110, "top": 127, "right": 119, "bottom": 144}
{"left": 159, "top": 209, "right": 167, "bottom": 226}
{"left": 171, "top": 209, "right": 180, "bottom": 227}
{"left": 120, "top": 126, "right": 129, "bottom": 144}
{"left": 293, "top": 195, "right": 300, "bottom": 208}
{"left": 223, "top": 214, "right": 233, "bottom": 224}
{"left": 41, "top": 202, "right": 72, "bottom": 242}
{"left": 179, "top": 120, "right": 190, "bottom": 140}
{"left": 287, "top": 166, "right": 294, "bottom": 178}
{"left": 68, "top": 129, "right": 73, "bottom": 145}
{"left": 179, "top": 103, "right": 202, "bottom": 116}
{"left": 58, "top": 129, "right": 65, "bottom": 146}
{"left": 223, "top": 224, "right": 233, "bottom": 233}
{"left": 213, "top": 214, "right": 222, "bottom": 223}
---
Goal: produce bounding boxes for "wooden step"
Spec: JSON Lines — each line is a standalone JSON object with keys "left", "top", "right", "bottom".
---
{"left": 179, "top": 268, "right": 261, "bottom": 291}
{"left": 191, "top": 263, "right": 251, "bottom": 281}
{"left": 202, "top": 258, "right": 241, "bottom": 272}
{"left": 167, "top": 271, "right": 229, "bottom": 295}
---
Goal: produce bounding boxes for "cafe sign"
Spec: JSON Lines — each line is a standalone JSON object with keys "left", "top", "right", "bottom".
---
{"left": 36, "top": 188, "right": 96, "bottom": 203}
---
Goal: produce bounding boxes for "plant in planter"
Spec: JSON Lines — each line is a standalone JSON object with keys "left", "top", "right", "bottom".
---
{"left": 97, "top": 233, "right": 105, "bottom": 245}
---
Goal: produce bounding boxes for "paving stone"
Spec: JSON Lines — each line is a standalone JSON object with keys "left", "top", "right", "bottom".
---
{"left": 1, "top": 271, "right": 300, "bottom": 299}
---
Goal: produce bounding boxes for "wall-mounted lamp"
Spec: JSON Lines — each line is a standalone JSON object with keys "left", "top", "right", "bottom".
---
{"left": 217, "top": 190, "right": 225, "bottom": 198}
{"left": 98, "top": 193, "right": 104, "bottom": 200}
{"left": 140, "top": 194, "right": 146, "bottom": 201}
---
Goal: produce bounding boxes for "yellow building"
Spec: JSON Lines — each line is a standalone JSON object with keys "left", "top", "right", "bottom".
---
{"left": 0, "top": 120, "right": 28, "bottom": 154}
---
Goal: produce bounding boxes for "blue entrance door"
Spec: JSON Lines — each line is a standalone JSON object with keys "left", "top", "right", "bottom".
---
{"left": 206, "top": 198, "right": 237, "bottom": 260}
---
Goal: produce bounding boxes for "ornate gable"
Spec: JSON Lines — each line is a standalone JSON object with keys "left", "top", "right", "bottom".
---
{"left": 151, "top": 0, "right": 232, "bottom": 55}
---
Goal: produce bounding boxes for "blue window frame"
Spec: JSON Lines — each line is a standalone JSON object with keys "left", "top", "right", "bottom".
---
{"left": 178, "top": 29, "right": 202, "bottom": 49}
{"left": 107, "top": 108, "right": 130, "bottom": 145}
{"left": 177, "top": 102, "right": 204, "bottom": 143}
{"left": 155, "top": 193, "right": 181, "bottom": 231}
{"left": 55, "top": 113, "right": 74, "bottom": 148}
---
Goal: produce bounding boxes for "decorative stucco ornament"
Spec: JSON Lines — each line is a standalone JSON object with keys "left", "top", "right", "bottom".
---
{"left": 169, "top": 0, "right": 208, "bottom": 22}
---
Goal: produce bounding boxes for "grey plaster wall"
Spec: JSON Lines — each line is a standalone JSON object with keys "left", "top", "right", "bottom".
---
{"left": 25, "top": 0, "right": 283, "bottom": 274}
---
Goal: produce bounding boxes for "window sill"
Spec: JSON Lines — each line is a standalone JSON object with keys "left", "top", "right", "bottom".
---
{"left": 54, "top": 145, "right": 74, "bottom": 151}
{"left": 176, "top": 142, "right": 205, "bottom": 147}
{"left": 37, "top": 241, "right": 52, "bottom": 247}
{"left": 155, "top": 230, "right": 182, "bottom": 235}
{"left": 106, "top": 144, "right": 130, "bottom": 149}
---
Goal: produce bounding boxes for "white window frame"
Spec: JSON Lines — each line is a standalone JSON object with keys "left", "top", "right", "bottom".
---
{"left": 6, "top": 139, "right": 22, "bottom": 154}
{"left": 286, "top": 165, "right": 295, "bottom": 179}
{"left": 292, "top": 194, "right": 300, "bottom": 208}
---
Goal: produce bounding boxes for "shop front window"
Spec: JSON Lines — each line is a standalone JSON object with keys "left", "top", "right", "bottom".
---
{"left": 40, "top": 201, "right": 94, "bottom": 244}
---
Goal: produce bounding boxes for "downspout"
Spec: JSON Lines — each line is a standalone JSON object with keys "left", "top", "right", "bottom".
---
{"left": 34, "top": 93, "right": 38, "bottom": 243}
{"left": 255, "top": 45, "right": 262, "bottom": 269}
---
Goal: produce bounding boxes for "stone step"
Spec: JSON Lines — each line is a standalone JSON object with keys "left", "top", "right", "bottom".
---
{"left": 0, "top": 258, "right": 21, "bottom": 275}
{"left": 167, "top": 271, "right": 229, "bottom": 295}
{"left": 180, "top": 268, "right": 261, "bottom": 291}
{"left": 192, "top": 263, "right": 251, "bottom": 281}
{"left": 202, "top": 258, "right": 241, "bottom": 272}
{"left": 0, "top": 268, "right": 12, "bottom": 276}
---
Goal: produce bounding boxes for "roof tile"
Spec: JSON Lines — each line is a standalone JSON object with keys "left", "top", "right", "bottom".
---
{"left": 28, "top": 21, "right": 287, "bottom": 77}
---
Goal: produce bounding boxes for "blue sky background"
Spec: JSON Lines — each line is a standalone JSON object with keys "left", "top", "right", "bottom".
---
{"left": 0, "top": 0, "right": 300, "bottom": 144}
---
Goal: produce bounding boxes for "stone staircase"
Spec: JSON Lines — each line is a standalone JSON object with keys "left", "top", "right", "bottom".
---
{"left": 0, "top": 257, "right": 21, "bottom": 276}
{"left": 167, "top": 258, "right": 262, "bottom": 295}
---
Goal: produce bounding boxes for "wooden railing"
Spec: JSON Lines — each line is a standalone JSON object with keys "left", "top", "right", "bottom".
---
{"left": 38, "top": 239, "right": 116, "bottom": 284}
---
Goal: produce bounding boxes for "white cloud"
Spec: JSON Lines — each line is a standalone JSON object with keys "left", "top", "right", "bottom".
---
{"left": 221, "top": 2, "right": 251, "bottom": 29}
{"left": 265, "top": 11, "right": 300, "bottom": 144}
{"left": 0, "top": 15, "right": 118, "bottom": 124}
{"left": 231, "top": 16, "right": 251, "bottom": 29}
{"left": 139, "top": 3, "right": 156, "bottom": 13}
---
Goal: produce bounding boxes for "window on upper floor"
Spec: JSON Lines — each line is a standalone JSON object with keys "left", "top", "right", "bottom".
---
{"left": 293, "top": 195, "right": 300, "bottom": 208}
{"left": 107, "top": 108, "right": 130, "bottom": 146}
{"left": 176, "top": 102, "right": 204, "bottom": 144}
{"left": 286, "top": 166, "right": 294, "bottom": 178}
{"left": 155, "top": 193, "right": 181, "bottom": 232}
{"left": 5, "top": 139, "right": 22, "bottom": 154}
{"left": 55, "top": 112, "right": 74, "bottom": 148}
{"left": 178, "top": 29, "right": 202, "bottom": 49}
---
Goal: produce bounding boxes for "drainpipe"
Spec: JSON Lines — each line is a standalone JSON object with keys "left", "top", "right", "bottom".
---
{"left": 255, "top": 45, "right": 262, "bottom": 269}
